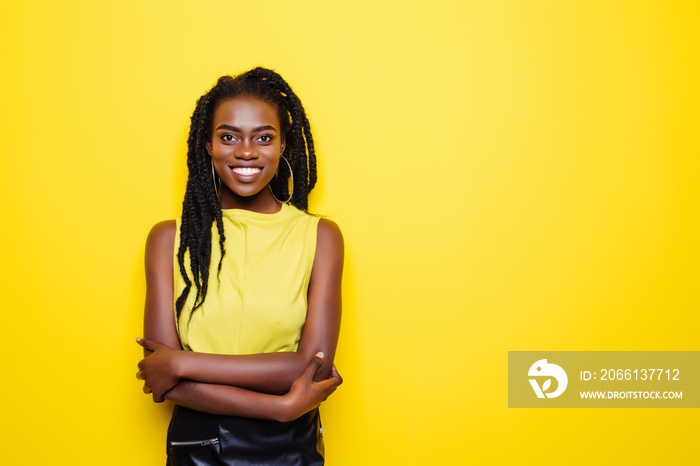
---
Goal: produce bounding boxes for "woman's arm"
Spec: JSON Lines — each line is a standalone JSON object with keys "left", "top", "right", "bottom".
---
{"left": 141, "top": 221, "right": 341, "bottom": 419}
{"left": 162, "top": 353, "right": 341, "bottom": 422}
{"left": 140, "top": 218, "right": 344, "bottom": 396}
{"left": 297, "top": 218, "right": 344, "bottom": 381}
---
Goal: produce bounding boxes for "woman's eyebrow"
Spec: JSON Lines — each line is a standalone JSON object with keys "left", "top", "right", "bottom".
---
{"left": 215, "top": 124, "right": 278, "bottom": 132}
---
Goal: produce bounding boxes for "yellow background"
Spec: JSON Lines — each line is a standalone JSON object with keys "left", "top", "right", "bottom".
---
{"left": 1, "top": 1, "right": 698, "bottom": 464}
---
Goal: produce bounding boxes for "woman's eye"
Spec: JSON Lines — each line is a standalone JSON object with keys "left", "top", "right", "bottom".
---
{"left": 257, "top": 134, "right": 273, "bottom": 143}
{"left": 221, "top": 134, "right": 236, "bottom": 142}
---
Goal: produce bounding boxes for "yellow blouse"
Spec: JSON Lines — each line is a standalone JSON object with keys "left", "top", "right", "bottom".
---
{"left": 174, "top": 204, "right": 320, "bottom": 355}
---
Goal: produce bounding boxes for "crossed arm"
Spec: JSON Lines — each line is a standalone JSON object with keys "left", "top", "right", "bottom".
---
{"left": 137, "top": 217, "right": 343, "bottom": 423}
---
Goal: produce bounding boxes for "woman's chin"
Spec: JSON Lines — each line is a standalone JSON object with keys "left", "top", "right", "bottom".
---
{"left": 219, "top": 185, "right": 278, "bottom": 209}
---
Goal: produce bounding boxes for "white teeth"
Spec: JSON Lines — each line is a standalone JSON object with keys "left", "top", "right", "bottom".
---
{"left": 232, "top": 167, "right": 262, "bottom": 176}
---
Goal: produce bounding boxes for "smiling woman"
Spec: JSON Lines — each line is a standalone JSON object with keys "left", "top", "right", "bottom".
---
{"left": 206, "top": 97, "right": 286, "bottom": 206}
{"left": 136, "top": 68, "right": 344, "bottom": 465}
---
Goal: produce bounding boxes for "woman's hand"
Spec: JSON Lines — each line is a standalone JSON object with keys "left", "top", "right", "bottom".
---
{"left": 280, "top": 352, "right": 343, "bottom": 423}
{"left": 135, "top": 337, "right": 183, "bottom": 402}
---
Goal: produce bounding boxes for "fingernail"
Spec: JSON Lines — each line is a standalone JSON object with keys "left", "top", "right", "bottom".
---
{"left": 316, "top": 351, "right": 324, "bottom": 358}
{"left": 136, "top": 337, "right": 143, "bottom": 342}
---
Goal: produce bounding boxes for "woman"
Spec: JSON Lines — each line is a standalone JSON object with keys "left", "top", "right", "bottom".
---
{"left": 136, "top": 67, "right": 343, "bottom": 465}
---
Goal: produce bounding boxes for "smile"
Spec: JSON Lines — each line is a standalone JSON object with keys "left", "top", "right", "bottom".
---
{"left": 232, "top": 167, "right": 262, "bottom": 176}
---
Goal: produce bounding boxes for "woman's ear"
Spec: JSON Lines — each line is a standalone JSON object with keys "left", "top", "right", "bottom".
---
{"left": 280, "top": 137, "right": 286, "bottom": 156}
{"left": 205, "top": 141, "right": 212, "bottom": 156}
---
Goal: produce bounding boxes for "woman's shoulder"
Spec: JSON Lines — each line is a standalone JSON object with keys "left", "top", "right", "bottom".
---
{"left": 309, "top": 217, "right": 344, "bottom": 284}
{"left": 317, "top": 217, "right": 342, "bottom": 239}
{"left": 316, "top": 218, "right": 344, "bottom": 254}
{"left": 145, "top": 220, "right": 177, "bottom": 260}
{"left": 148, "top": 219, "right": 176, "bottom": 241}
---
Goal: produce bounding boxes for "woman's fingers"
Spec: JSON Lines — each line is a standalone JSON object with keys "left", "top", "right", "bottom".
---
{"left": 330, "top": 365, "right": 342, "bottom": 381}
{"left": 136, "top": 338, "right": 178, "bottom": 402}
{"left": 322, "top": 367, "right": 342, "bottom": 402}
{"left": 136, "top": 337, "right": 167, "bottom": 352}
{"left": 300, "top": 352, "right": 325, "bottom": 382}
{"left": 284, "top": 355, "right": 343, "bottom": 420}
{"left": 323, "top": 372, "right": 343, "bottom": 390}
{"left": 310, "top": 367, "right": 342, "bottom": 396}
{"left": 315, "top": 375, "right": 341, "bottom": 403}
{"left": 301, "top": 353, "right": 342, "bottom": 390}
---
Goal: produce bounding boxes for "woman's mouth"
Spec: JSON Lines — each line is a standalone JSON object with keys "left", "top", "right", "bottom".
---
{"left": 232, "top": 167, "right": 262, "bottom": 176}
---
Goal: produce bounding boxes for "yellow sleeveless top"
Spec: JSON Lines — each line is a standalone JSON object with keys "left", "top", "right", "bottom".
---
{"left": 174, "top": 204, "right": 320, "bottom": 355}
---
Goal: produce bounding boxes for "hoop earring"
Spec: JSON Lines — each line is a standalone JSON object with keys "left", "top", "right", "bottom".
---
{"left": 269, "top": 156, "right": 293, "bottom": 204}
{"left": 211, "top": 158, "right": 220, "bottom": 201}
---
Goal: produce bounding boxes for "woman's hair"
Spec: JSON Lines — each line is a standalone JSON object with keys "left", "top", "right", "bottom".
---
{"left": 175, "top": 67, "right": 318, "bottom": 320}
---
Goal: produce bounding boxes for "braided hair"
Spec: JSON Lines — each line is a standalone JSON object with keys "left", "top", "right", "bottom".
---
{"left": 175, "top": 67, "right": 318, "bottom": 320}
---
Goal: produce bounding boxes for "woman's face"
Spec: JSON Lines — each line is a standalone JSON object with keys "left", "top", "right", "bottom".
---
{"left": 206, "top": 96, "right": 285, "bottom": 210}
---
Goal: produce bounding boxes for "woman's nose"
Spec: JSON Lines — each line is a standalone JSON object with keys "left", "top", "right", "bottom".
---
{"left": 235, "top": 141, "right": 258, "bottom": 159}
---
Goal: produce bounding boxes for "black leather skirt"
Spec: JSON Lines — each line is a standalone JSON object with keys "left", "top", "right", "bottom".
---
{"left": 166, "top": 405, "right": 324, "bottom": 465}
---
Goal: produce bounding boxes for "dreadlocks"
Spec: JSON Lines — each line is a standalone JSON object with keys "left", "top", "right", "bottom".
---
{"left": 175, "top": 67, "right": 318, "bottom": 320}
